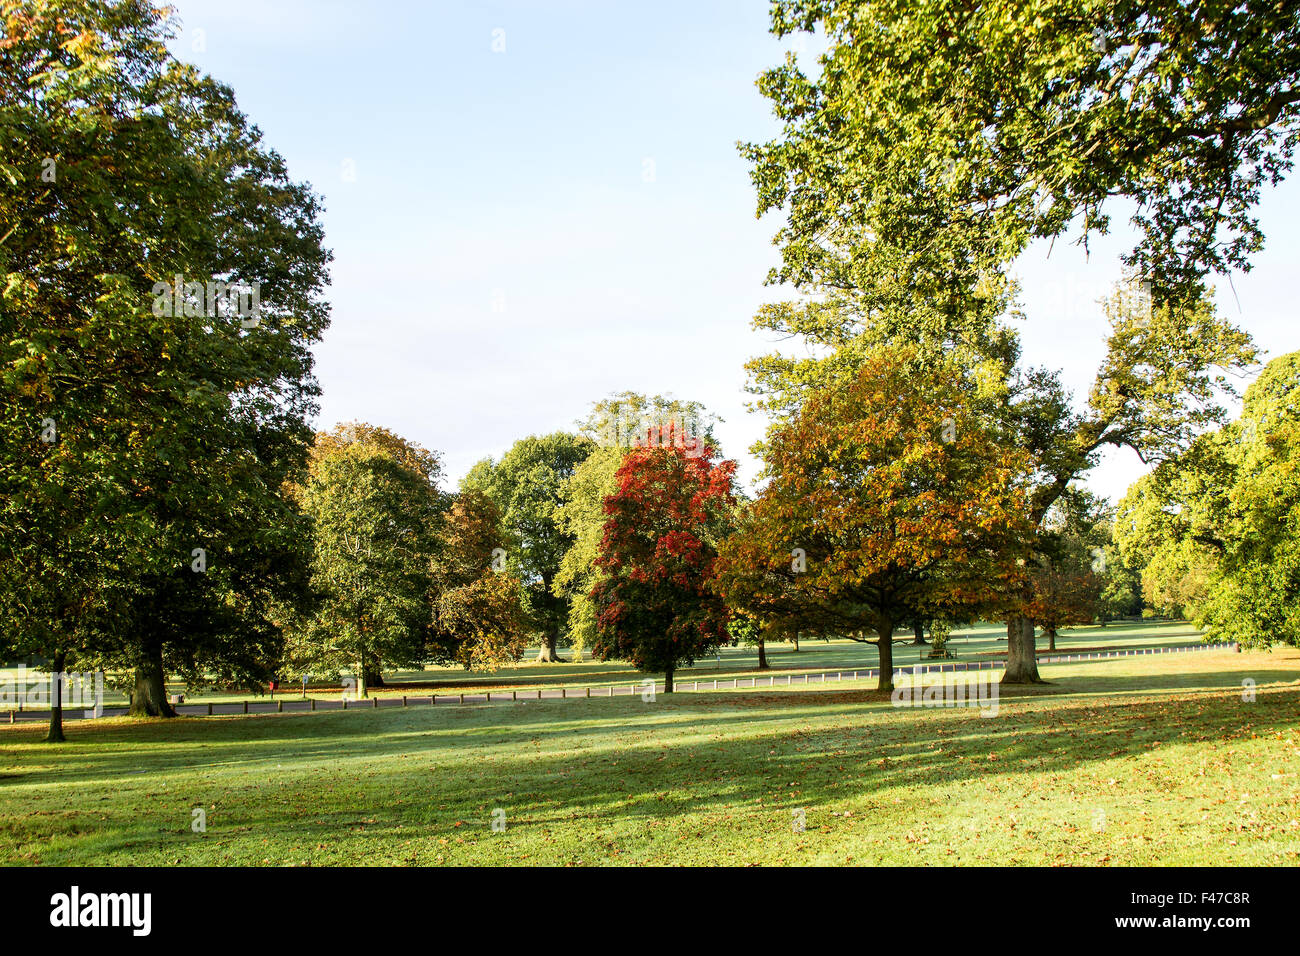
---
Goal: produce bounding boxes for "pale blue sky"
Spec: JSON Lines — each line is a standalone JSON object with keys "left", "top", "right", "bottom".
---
{"left": 166, "top": 0, "right": 1299, "bottom": 503}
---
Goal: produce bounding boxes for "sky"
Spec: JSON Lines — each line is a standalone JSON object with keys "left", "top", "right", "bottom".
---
{"left": 166, "top": 0, "right": 1299, "bottom": 503}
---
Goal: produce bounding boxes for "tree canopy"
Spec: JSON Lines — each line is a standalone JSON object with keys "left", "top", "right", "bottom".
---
{"left": 716, "top": 346, "right": 1035, "bottom": 691}
{"left": 0, "top": 0, "right": 331, "bottom": 736}
{"left": 1117, "top": 351, "right": 1300, "bottom": 648}
{"left": 590, "top": 441, "right": 738, "bottom": 692}
{"left": 463, "top": 431, "right": 593, "bottom": 661}
{"left": 745, "top": 0, "right": 1300, "bottom": 305}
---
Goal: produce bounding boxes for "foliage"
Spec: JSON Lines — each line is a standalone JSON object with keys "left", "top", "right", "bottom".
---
{"left": 1024, "top": 490, "right": 1109, "bottom": 640}
{"left": 1093, "top": 531, "right": 1144, "bottom": 623}
{"left": 1117, "top": 352, "right": 1300, "bottom": 647}
{"left": 589, "top": 442, "right": 738, "bottom": 690}
{"left": 288, "top": 427, "right": 443, "bottom": 693}
{"left": 463, "top": 432, "right": 593, "bottom": 660}
{"left": 553, "top": 444, "right": 624, "bottom": 658}
{"left": 556, "top": 393, "right": 726, "bottom": 658}
{"left": 715, "top": 346, "right": 1035, "bottom": 690}
{"left": 579, "top": 391, "right": 721, "bottom": 454}
{"left": 744, "top": 0, "right": 1300, "bottom": 305}
{"left": 0, "top": 0, "right": 331, "bottom": 728}
{"left": 742, "top": 3, "right": 1268, "bottom": 681}
{"left": 431, "top": 490, "right": 527, "bottom": 672}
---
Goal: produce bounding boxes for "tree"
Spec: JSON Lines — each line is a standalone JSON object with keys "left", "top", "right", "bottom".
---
{"left": 0, "top": 0, "right": 331, "bottom": 737}
{"left": 727, "top": 609, "right": 769, "bottom": 669}
{"left": 1116, "top": 432, "right": 1236, "bottom": 622}
{"left": 1026, "top": 552, "right": 1101, "bottom": 653}
{"left": 464, "top": 432, "right": 593, "bottom": 662}
{"left": 555, "top": 393, "right": 723, "bottom": 659}
{"left": 1093, "top": 527, "right": 1143, "bottom": 624}
{"left": 1117, "top": 352, "right": 1300, "bottom": 647}
{"left": 741, "top": 4, "right": 1270, "bottom": 684}
{"left": 590, "top": 440, "right": 738, "bottom": 692}
{"left": 582, "top": 391, "right": 719, "bottom": 455}
{"left": 430, "top": 490, "right": 528, "bottom": 672}
{"left": 743, "top": 0, "right": 1300, "bottom": 308}
{"left": 291, "top": 427, "right": 443, "bottom": 697}
{"left": 715, "top": 346, "right": 1035, "bottom": 692}
{"left": 1022, "top": 491, "right": 1109, "bottom": 649}
{"left": 553, "top": 444, "right": 623, "bottom": 660}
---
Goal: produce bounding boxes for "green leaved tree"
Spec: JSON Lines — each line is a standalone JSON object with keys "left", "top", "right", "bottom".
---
{"left": 1117, "top": 352, "right": 1300, "bottom": 647}
{"left": 289, "top": 425, "right": 443, "bottom": 697}
{"left": 463, "top": 432, "right": 593, "bottom": 662}
{"left": 0, "top": 0, "right": 330, "bottom": 738}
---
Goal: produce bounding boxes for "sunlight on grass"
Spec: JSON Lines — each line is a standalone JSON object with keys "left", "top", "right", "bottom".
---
{"left": 2, "top": 640, "right": 1297, "bottom": 866}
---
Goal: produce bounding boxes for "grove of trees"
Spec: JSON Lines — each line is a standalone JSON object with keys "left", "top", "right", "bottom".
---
{"left": 4, "top": 0, "right": 1299, "bottom": 740}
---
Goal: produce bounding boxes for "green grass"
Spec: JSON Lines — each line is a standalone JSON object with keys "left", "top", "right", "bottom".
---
{"left": 1, "top": 619, "right": 1214, "bottom": 709}
{"left": 2, "top": 631, "right": 1298, "bottom": 866}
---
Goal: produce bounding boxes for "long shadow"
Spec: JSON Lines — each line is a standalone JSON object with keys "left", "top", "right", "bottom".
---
{"left": 409, "top": 684, "right": 1300, "bottom": 831}
{"left": 4, "top": 670, "right": 1295, "bottom": 797}
{"left": 3, "top": 657, "right": 1284, "bottom": 776}
{"left": 4, "top": 681, "right": 1296, "bottom": 861}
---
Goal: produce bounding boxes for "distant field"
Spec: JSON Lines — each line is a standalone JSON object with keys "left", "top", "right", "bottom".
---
{"left": 2, "top": 619, "right": 1212, "bottom": 710}
{"left": 2, "top": 631, "right": 1297, "bottom": 866}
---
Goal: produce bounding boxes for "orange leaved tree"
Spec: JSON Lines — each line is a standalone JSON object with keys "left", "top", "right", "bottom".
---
{"left": 715, "top": 346, "right": 1034, "bottom": 691}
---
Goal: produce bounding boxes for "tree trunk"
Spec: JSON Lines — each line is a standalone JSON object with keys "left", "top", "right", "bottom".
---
{"left": 757, "top": 639, "right": 769, "bottom": 670}
{"left": 1046, "top": 624, "right": 1057, "bottom": 652}
{"left": 362, "top": 665, "right": 384, "bottom": 689}
{"left": 355, "top": 664, "right": 368, "bottom": 699}
{"left": 876, "top": 621, "right": 895, "bottom": 692}
{"left": 128, "top": 641, "right": 177, "bottom": 717}
{"left": 911, "top": 620, "right": 928, "bottom": 645}
{"left": 45, "top": 650, "right": 66, "bottom": 743}
{"left": 792, "top": 633, "right": 799, "bottom": 652}
{"left": 535, "top": 632, "right": 560, "bottom": 662}
{"left": 1002, "top": 615, "right": 1043, "bottom": 684}
{"left": 664, "top": 666, "right": 674, "bottom": 694}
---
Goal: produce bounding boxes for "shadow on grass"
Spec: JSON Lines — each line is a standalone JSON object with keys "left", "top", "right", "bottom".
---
{"left": 4, "top": 664, "right": 1296, "bottom": 802}
{"left": 2, "top": 674, "right": 1296, "bottom": 864}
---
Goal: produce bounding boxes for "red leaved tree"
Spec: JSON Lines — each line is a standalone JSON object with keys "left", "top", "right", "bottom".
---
{"left": 590, "top": 436, "right": 737, "bottom": 692}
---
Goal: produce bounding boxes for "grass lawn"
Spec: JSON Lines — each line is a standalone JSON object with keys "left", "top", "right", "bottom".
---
{"left": 1, "top": 619, "right": 1216, "bottom": 709}
{"left": 2, "top": 630, "right": 1297, "bottom": 866}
